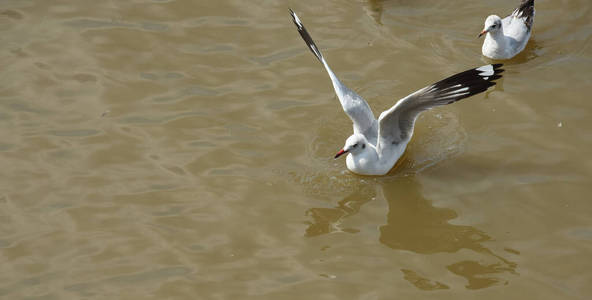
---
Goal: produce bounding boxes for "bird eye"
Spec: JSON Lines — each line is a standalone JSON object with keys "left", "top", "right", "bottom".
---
{"left": 362, "top": 144, "right": 366, "bottom": 149}
{"left": 353, "top": 143, "right": 358, "bottom": 148}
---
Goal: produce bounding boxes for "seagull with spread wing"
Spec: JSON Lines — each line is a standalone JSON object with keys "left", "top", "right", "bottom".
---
{"left": 289, "top": 9, "right": 503, "bottom": 175}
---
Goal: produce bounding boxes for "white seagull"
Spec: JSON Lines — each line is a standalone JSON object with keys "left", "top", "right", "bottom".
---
{"left": 479, "top": 0, "right": 535, "bottom": 59}
{"left": 289, "top": 9, "right": 503, "bottom": 175}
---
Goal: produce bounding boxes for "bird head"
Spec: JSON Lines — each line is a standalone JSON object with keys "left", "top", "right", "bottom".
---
{"left": 335, "top": 134, "right": 368, "bottom": 159}
{"left": 479, "top": 15, "right": 502, "bottom": 37}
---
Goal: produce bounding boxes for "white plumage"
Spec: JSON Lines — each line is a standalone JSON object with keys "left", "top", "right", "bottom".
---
{"left": 290, "top": 10, "right": 504, "bottom": 175}
{"left": 480, "top": 0, "right": 536, "bottom": 59}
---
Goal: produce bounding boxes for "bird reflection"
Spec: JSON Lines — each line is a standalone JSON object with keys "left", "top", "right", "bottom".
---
{"left": 305, "top": 184, "right": 375, "bottom": 237}
{"left": 304, "top": 176, "right": 517, "bottom": 290}
{"left": 380, "top": 177, "right": 517, "bottom": 289}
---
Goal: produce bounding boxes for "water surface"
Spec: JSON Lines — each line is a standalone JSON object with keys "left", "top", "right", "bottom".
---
{"left": 1, "top": 0, "right": 591, "bottom": 299}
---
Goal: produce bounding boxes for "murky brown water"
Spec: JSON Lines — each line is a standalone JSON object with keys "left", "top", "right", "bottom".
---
{"left": 1, "top": 0, "right": 591, "bottom": 299}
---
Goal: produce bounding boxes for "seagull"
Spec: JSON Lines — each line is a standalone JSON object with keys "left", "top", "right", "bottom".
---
{"left": 289, "top": 9, "right": 503, "bottom": 175}
{"left": 479, "top": 0, "right": 535, "bottom": 59}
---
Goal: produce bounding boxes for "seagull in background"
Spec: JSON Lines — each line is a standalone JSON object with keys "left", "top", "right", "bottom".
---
{"left": 289, "top": 9, "right": 503, "bottom": 175}
{"left": 479, "top": 0, "right": 535, "bottom": 59}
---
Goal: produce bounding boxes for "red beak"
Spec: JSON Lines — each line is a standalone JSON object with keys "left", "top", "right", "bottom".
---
{"left": 478, "top": 30, "right": 487, "bottom": 38}
{"left": 334, "top": 149, "right": 347, "bottom": 159}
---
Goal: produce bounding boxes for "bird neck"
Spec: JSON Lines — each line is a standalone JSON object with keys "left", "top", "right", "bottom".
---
{"left": 346, "top": 146, "right": 379, "bottom": 173}
{"left": 486, "top": 28, "right": 506, "bottom": 45}
{"left": 483, "top": 29, "right": 509, "bottom": 58}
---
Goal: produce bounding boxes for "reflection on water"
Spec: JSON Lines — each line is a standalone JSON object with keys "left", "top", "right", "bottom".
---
{"left": 305, "top": 184, "right": 375, "bottom": 237}
{"left": 2, "top": 0, "right": 591, "bottom": 298}
{"left": 305, "top": 176, "right": 517, "bottom": 290}
{"left": 400, "top": 268, "right": 449, "bottom": 290}
{"left": 380, "top": 178, "right": 518, "bottom": 290}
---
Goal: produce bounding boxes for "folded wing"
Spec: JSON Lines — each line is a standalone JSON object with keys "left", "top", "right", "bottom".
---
{"left": 509, "top": 0, "right": 535, "bottom": 31}
{"left": 377, "top": 64, "right": 504, "bottom": 151}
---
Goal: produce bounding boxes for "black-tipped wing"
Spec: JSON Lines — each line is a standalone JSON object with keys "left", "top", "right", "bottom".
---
{"left": 289, "top": 9, "right": 323, "bottom": 62}
{"left": 510, "top": 0, "right": 535, "bottom": 30}
{"left": 289, "top": 9, "right": 377, "bottom": 138}
{"left": 377, "top": 64, "right": 504, "bottom": 149}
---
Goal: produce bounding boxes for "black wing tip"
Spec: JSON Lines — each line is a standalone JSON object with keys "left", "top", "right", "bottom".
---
{"left": 492, "top": 64, "right": 504, "bottom": 75}
{"left": 477, "top": 64, "right": 504, "bottom": 76}
{"left": 489, "top": 64, "right": 504, "bottom": 78}
{"left": 473, "top": 65, "right": 504, "bottom": 89}
{"left": 520, "top": 0, "right": 535, "bottom": 8}
{"left": 515, "top": 0, "right": 535, "bottom": 29}
{"left": 517, "top": 0, "right": 535, "bottom": 14}
{"left": 288, "top": 9, "right": 298, "bottom": 25}
{"left": 426, "top": 64, "right": 504, "bottom": 104}
{"left": 490, "top": 74, "right": 503, "bottom": 81}
{"left": 288, "top": 9, "right": 324, "bottom": 62}
{"left": 288, "top": 8, "right": 297, "bottom": 21}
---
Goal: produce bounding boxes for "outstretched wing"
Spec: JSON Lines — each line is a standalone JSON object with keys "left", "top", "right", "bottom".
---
{"left": 289, "top": 9, "right": 377, "bottom": 137}
{"left": 509, "top": 0, "right": 535, "bottom": 31}
{"left": 377, "top": 64, "right": 504, "bottom": 151}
